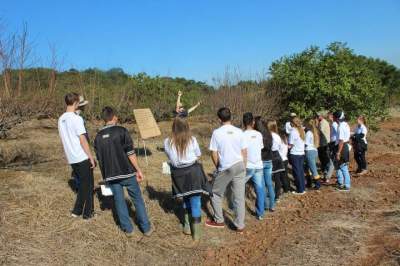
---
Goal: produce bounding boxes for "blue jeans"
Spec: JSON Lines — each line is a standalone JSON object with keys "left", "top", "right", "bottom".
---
{"left": 246, "top": 168, "right": 265, "bottom": 217}
{"left": 305, "top": 150, "right": 319, "bottom": 178}
{"left": 183, "top": 194, "right": 201, "bottom": 218}
{"left": 289, "top": 154, "right": 305, "bottom": 193}
{"left": 336, "top": 163, "right": 351, "bottom": 189}
{"left": 109, "top": 177, "right": 151, "bottom": 234}
{"left": 263, "top": 161, "right": 275, "bottom": 210}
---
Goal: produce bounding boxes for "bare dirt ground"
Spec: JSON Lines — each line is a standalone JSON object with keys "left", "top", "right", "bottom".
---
{"left": 0, "top": 116, "right": 399, "bottom": 266}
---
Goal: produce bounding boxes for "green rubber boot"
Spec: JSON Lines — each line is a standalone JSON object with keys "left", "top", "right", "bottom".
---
{"left": 191, "top": 217, "right": 202, "bottom": 241}
{"left": 182, "top": 212, "right": 191, "bottom": 235}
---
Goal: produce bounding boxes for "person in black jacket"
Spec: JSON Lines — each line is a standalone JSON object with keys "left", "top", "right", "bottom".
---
{"left": 94, "top": 106, "right": 152, "bottom": 237}
{"left": 254, "top": 116, "right": 276, "bottom": 212}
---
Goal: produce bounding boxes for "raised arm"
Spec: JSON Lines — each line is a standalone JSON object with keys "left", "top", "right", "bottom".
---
{"left": 176, "top": 90, "right": 182, "bottom": 112}
{"left": 188, "top": 101, "right": 201, "bottom": 114}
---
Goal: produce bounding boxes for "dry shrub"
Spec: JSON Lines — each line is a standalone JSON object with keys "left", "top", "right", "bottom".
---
{"left": 207, "top": 69, "right": 284, "bottom": 125}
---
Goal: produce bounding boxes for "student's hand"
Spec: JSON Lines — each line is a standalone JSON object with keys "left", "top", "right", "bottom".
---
{"left": 178, "top": 90, "right": 182, "bottom": 97}
{"left": 197, "top": 101, "right": 202, "bottom": 106}
{"left": 136, "top": 170, "right": 145, "bottom": 182}
{"left": 336, "top": 153, "right": 341, "bottom": 161}
{"left": 89, "top": 157, "right": 96, "bottom": 169}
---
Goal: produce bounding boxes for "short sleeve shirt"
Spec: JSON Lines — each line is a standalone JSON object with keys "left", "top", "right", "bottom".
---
{"left": 355, "top": 124, "right": 368, "bottom": 144}
{"left": 289, "top": 128, "right": 305, "bottom": 155}
{"left": 305, "top": 131, "right": 317, "bottom": 151}
{"left": 337, "top": 121, "right": 351, "bottom": 145}
{"left": 209, "top": 124, "right": 247, "bottom": 171}
{"left": 243, "top": 129, "right": 263, "bottom": 169}
{"left": 164, "top": 136, "right": 201, "bottom": 168}
{"left": 58, "top": 112, "right": 88, "bottom": 164}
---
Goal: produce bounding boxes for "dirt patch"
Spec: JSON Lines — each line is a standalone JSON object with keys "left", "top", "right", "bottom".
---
{"left": 1, "top": 118, "right": 400, "bottom": 265}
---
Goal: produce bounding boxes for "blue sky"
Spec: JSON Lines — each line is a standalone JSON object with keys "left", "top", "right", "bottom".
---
{"left": 2, "top": 0, "right": 400, "bottom": 83}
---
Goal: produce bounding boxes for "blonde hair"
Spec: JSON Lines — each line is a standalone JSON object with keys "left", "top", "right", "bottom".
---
{"left": 267, "top": 120, "right": 278, "bottom": 133}
{"left": 170, "top": 117, "right": 192, "bottom": 159}
{"left": 305, "top": 118, "right": 320, "bottom": 148}
{"left": 292, "top": 117, "right": 305, "bottom": 140}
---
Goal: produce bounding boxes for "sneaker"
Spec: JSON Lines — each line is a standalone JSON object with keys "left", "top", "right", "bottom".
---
{"left": 256, "top": 216, "right": 264, "bottom": 221}
{"left": 143, "top": 227, "right": 154, "bottom": 237}
{"left": 359, "top": 170, "right": 368, "bottom": 176}
{"left": 235, "top": 227, "right": 245, "bottom": 234}
{"left": 71, "top": 213, "right": 80, "bottom": 218}
{"left": 292, "top": 191, "right": 306, "bottom": 195}
{"left": 269, "top": 208, "right": 276, "bottom": 212}
{"left": 338, "top": 186, "right": 350, "bottom": 192}
{"left": 125, "top": 231, "right": 135, "bottom": 238}
{"left": 205, "top": 219, "right": 225, "bottom": 228}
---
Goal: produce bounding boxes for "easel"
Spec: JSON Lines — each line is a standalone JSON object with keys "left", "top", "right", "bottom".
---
{"left": 133, "top": 108, "right": 161, "bottom": 166}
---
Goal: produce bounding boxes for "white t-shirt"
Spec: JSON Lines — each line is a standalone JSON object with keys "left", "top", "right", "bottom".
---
{"left": 209, "top": 124, "right": 247, "bottom": 171}
{"left": 271, "top": 132, "right": 282, "bottom": 152}
{"left": 243, "top": 129, "right": 263, "bottom": 169}
{"left": 305, "top": 131, "right": 317, "bottom": 151}
{"left": 336, "top": 121, "right": 351, "bottom": 145}
{"left": 285, "top": 121, "right": 293, "bottom": 134}
{"left": 164, "top": 136, "right": 201, "bottom": 168}
{"left": 331, "top": 121, "right": 338, "bottom": 143}
{"left": 58, "top": 112, "right": 88, "bottom": 164}
{"left": 279, "top": 141, "right": 288, "bottom": 161}
{"left": 288, "top": 128, "right": 305, "bottom": 155}
{"left": 355, "top": 124, "right": 368, "bottom": 144}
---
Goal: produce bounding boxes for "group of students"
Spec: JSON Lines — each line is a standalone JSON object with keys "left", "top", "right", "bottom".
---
{"left": 58, "top": 92, "right": 368, "bottom": 241}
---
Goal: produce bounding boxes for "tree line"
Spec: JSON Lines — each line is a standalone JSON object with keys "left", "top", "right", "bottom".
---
{"left": 0, "top": 22, "right": 399, "bottom": 137}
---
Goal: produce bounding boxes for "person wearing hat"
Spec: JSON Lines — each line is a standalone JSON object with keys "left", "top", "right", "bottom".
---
{"left": 71, "top": 95, "right": 89, "bottom": 191}
{"left": 333, "top": 111, "right": 351, "bottom": 191}
{"left": 317, "top": 110, "right": 334, "bottom": 183}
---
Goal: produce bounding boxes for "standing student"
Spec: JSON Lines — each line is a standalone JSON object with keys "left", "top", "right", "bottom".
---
{"left": 317, "top": 110, "right": 333, "bottom": 181}
{"left": 285, "top": 113, "right": 297, "bottom": 135}
{"left": 206, "top": 107, "right": 248, "bottom": 232}
{"left": 94, "top": 107, "right": 152, "bottom": 237}
{"left": 352, "top": 115, "right": 368, "bottom": 175}
{"left": 288, "top": 117, "right": 306, "bottom": 194}
{"left": 71, "top": 95, "right": 90, "bottom": 192}
{"left": 304, "top": 119, "right": 321, "bottom": 190}
{"left": 58, "top": 93, "right": 95, "bottom": 219}
{"left": 174, "top": 90, "right": 201, "bottom": 118}
{"left": 326, "top": 111, "right": 339, "bottom": 184}
{"left": 254, "top": 117, "right": 276, "bottom": 211}
{"left": 278, "top": 131, "right": 291, "bottom": 193}
{"left": 164, "top": 117, "right": 210, "bottom": 241}
{"left": 242, "top": 112, "right": 265, "bottom": 220}
{"left": 333, "top": 111, "right": 351, "bottom": 191}
{"left": 267, "top": 120, "right": 287, "bottom": 203}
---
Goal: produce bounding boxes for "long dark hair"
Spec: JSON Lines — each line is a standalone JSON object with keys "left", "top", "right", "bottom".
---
{"left": 254, "top": 116, "right": 272, "bottom": 144}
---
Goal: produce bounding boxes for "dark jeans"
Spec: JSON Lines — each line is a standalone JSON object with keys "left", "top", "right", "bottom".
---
{"left": 71, "top": 159, "right": 94, "bottom": 218}
{"left": 354, "top": 147, "right": 367, "bottom": 171}
{"left": 317, "top": 145, "right": 329, "bottom": 174}
{"left": 274, "top": 162, "right": 290, "bottom": 199}
{"left": 109, "top": 176, "right": 151, "bottom": 234}
{"left": 289, "top": 154, "right": 305, "bottom": 193}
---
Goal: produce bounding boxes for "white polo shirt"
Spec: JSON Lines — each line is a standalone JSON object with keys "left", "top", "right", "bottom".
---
{"left": 271, "top": 132, "right": 282, "bottom": 152}
{"left": 209, "top": 124, "right": 247, "bottom": 171}
{"left": 288, "top": 128, "right": 305, "bottom": 155}
{"left": 243, "top": 129, "right": 263, "bottom": 169}
{"left": 164, "top": 136, "right": 201, "bottom": 168}
{"left": 58, "top": 112, "right": 88, "bottom": 164}
{"left": 336, "top": 121, "right": 351, "bottom": 145}
{"left": 305, "top": 131, "right": 317, "bottom": 151}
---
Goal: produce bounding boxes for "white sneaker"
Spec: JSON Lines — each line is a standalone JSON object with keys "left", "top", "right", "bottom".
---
{"left": 71, "top": 213, "right": 79, "bottom": 218}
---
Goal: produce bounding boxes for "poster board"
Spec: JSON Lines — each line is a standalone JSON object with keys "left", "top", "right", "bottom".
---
{"left": 133, "top": 108, "right": 161, "bottom": 140}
